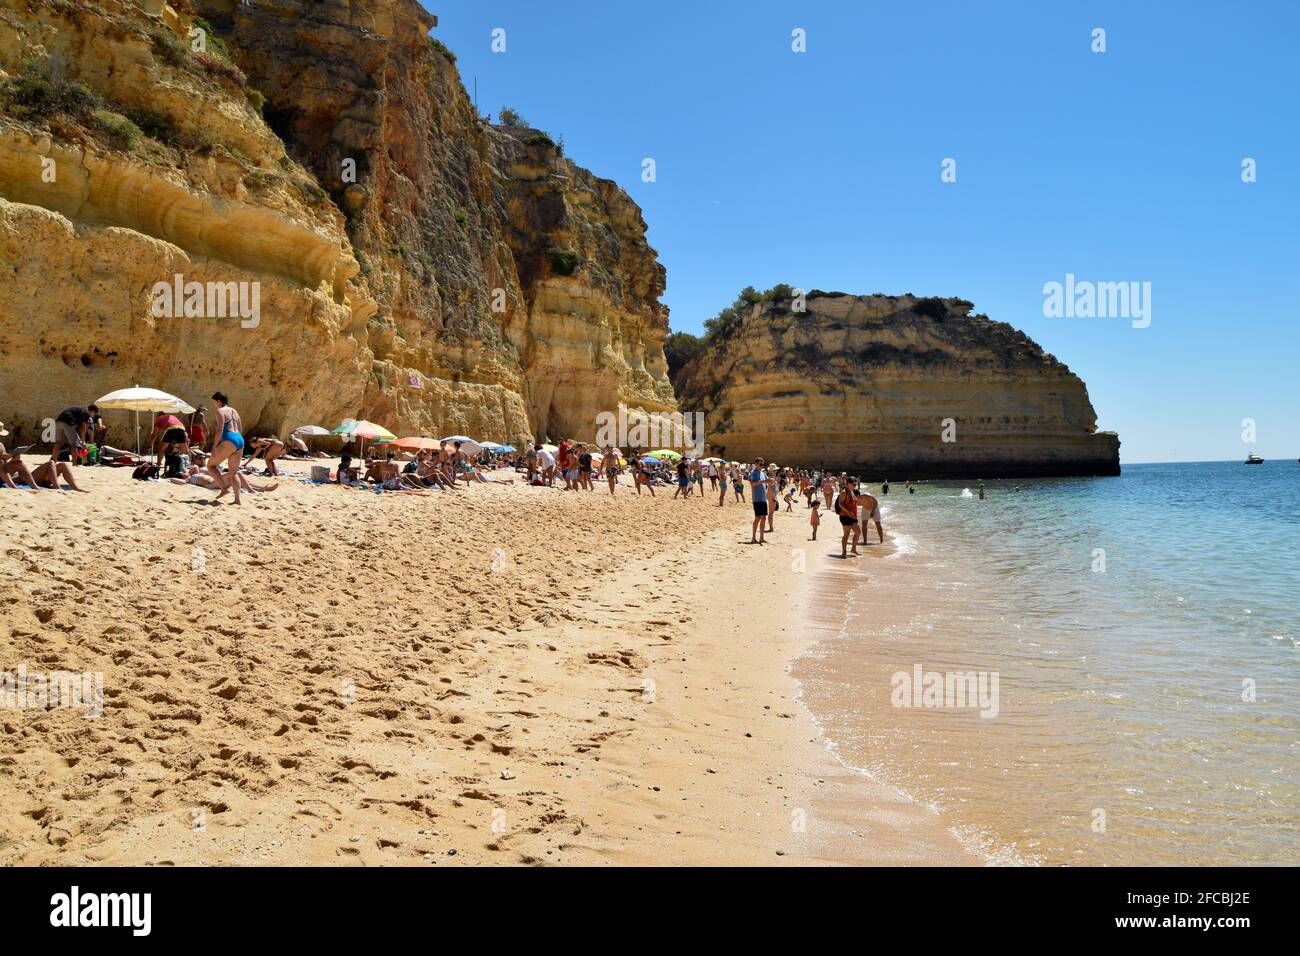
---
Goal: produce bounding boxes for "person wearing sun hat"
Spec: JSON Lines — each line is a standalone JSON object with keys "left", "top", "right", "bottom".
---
{"left": 0, "top": 422, "right": 40, "bottom": 491}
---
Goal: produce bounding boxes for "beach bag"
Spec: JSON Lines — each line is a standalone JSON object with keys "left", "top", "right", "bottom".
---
{"left": 132, "top": 463, "right": 160, "bottom": 481}
{"left": 310, "top": 465, "right": 330, "bottom": 482}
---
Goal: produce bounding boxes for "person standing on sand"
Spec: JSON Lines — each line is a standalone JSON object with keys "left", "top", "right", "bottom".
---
{"left": 857, "top": 485, "right": 884, "bottom": 544}
{"left": 189, "top": 405, "right": 208, "bottom": 450}
{"left": 557, "top": 439, "right": 573, "bottom": 490}
{"left": 821, "top": 472, "right": 834, "bottom": 510}
{"left": 87, "top": 404, "right": 107, "bottom": 448}
{"left": 809, "top": 499, "right": 821, "bottom": 540}
{"left": 605, "top": 445, "right": 619, "bottom": 495}
{"left": 765, "top": 471, "right": 778, "bottom": 533}
{"left": 207, "top": 392, "right": 245, "bottom": 505}
{"left": 577, "top": 444, "right": 594, "bottom": 490}
{"left": 717, "top": 464, "right": 729, "bottom": 506}
{"left": 732, "top": 465, "right": 745, "bottom": 502}
{"left": 834, "top": 478, "right": 860, "bottom": 557}
{"left": 673, "top": 458, "right": 690, "bottom": 499}
{"left": 748, "top": 457, "right": 770, "bottom": 544}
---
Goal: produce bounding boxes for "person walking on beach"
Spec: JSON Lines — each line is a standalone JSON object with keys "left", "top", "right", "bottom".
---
{"left": 748, "top": 458, "right": 770, "bottom": 544}
{"left": 673, "top": 458, "right": 690, "bottom": 499}
{"left": 834, "top": 478, "right": 860, "bottom": 557}
{"left": 732, "top": 465, "right": 745, "bottom": 502}
{"left": 857, "top": 485, "right": 884, "bottom": 544}
{"left": 207, "top": 392, "right": 245, "bottom": 505}
{"left": 636, "top": 457, "right": 655, "bottom": 496}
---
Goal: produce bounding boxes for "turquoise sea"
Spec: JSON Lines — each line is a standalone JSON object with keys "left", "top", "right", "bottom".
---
{"left": 797, "top": 461, "right": 1299, "bottom": 865}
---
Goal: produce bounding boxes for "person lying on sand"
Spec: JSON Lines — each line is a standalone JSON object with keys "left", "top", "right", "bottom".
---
{"left": 170, "top": 465, "right": 277, "bottom": 494}
{"left": 30, "top": 459, "right": 89, "bottom": 492}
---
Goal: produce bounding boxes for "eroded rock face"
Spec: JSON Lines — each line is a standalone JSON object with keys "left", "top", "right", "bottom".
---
{"left": 675, "top": 294, "right": 1121, "bottom": 478}
{"left": 0, "top": 0, "right": 673, "bottom": 444}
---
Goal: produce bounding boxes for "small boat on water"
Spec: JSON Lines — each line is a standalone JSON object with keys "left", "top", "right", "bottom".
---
{"left": 1245, "top": 454, "right": 1264, "bottom": 464}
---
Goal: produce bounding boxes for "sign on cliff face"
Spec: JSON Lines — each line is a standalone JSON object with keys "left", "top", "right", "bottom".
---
{"left": 1042, "top": 273, "right": 1151, "bottom": 329}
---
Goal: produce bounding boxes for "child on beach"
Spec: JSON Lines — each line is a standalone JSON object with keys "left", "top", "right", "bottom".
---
{"left": 809, "top": 500, "right": 820, "bottom": 540}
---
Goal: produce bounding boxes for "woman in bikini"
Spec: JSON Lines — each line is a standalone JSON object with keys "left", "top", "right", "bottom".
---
{"left": 249, "top": 437, "right": 285, "bottom": 476}
{"left": 834, "top": 478, "right": 860, "bottom": 558}
{"left": 208, "top": 392, "right": 245, "bottom": 505}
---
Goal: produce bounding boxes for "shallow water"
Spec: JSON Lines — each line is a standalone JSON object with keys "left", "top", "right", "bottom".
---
{"left": 796, "top": 462, "right": 1300, "bottom": 865}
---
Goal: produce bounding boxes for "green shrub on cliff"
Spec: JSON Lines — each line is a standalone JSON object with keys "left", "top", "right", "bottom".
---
{"left": 664, "top": 331, "right": 705, "bottom": 385}
{"left": 499, "top": 106, "right": 529, "bottom": 128}
{"left": 912, "top": 296, "right": 948, "bottom": 320}
{"left": 428, "top": 36, "right": 457, "bottom": 63}
{"left": 2, "top": 57, "right": 101, "bottom": 118}
{"left": 91, "top": 108, "right": 142, "bottom": 150}
{"left": 545, "top": 246, "right": 583, "bottom": 276}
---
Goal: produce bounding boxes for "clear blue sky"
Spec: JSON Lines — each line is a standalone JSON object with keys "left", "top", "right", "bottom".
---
{"left": 429, "top": 0, "right": 1299, "bottom": 464}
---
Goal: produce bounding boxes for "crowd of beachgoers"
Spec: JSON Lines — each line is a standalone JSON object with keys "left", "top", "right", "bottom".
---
{"left": 2, "top": 394, "right": 905, "bottom": 556}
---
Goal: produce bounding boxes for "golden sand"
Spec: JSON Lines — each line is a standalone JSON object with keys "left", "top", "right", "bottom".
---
{"left": 0, "top": 460, "right": 973, "bottom": 865}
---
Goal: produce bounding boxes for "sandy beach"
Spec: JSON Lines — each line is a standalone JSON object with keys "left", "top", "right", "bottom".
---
{"left": 0, "top": 459, "right": 973, "bottom": 866}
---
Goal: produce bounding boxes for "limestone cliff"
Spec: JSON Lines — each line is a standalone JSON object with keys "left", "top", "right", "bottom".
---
{"left": 0, "top": 0, "right": 673, "bottom": 444}
{"left": 675, "top": 292, "right": 1120, "bottom": 478}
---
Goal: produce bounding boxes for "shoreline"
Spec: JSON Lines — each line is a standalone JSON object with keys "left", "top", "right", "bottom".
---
{"left": 571, "top": 500, "right": 978, "bottom": 865}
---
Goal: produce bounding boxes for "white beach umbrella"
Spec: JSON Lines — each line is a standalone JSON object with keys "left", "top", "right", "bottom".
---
{"left": 291, "top": 425, "right": 330, "bottom": 436}
{"left": 440, "top": 436, "right": 484, "bottom": 456}
{"left": 94, "top": 385, "right": 195, "bottom": 454}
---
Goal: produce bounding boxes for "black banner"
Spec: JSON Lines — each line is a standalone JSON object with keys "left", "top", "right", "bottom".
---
{"left": 0, "top": 866, "right": 1282, "bottom": 940}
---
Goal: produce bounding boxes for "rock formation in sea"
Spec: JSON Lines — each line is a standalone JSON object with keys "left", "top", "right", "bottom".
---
{"left": 673, "top": 290, "right": 1120, "bottom": 478}
{"left": 0, "top": 0, "right": 674, "bottom": 443}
